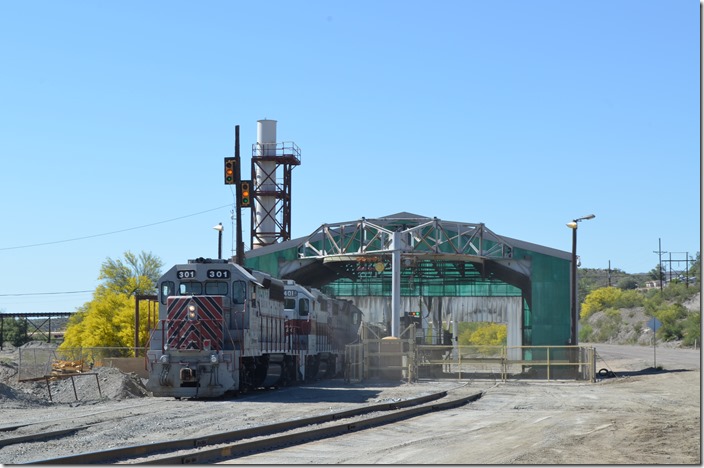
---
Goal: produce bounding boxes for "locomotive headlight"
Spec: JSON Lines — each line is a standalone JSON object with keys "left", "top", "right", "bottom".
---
{"left": 159, "top": 354, "right": 170, "bottom": 364}
{"left": 187, "top": 302, "right": 197, "bottom": 320}
{"left": 210, "top": 353, "right": 219, "bottom": 364}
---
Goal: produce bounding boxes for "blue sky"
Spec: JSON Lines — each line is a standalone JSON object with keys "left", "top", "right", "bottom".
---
{"left": 0, "top": 1, "right": 699, "bottom": 313}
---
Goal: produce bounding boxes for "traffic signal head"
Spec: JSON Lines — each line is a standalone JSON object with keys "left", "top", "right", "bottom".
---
{"left": 240, "top": 180, "right": 252, "bottom": 207}
{"left": 224, "top": 158, "right": 236, "bottom": 185}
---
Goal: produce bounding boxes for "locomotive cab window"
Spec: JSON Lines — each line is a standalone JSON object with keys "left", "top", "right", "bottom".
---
{"left": 299, "top": 298, "right": 310, "bottom": 316}
{"left": 232, "top": 281, "right": 246, "bottom": 304}
{"left": 205, "top": 281, "right": 228, "bottom": 295}
{"left": 160, "top": 281, "right": 175, "bottom": 304}
{"left": 179, "top": 281, "right": 202, "bottom": 295}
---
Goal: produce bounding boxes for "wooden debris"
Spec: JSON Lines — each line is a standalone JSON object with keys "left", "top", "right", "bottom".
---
{"left": 51, "top": 359, "right": 84, "bottom": 375}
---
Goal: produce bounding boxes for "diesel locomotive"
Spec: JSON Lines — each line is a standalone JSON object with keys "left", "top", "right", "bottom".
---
{"left": 145, "top": 257, "right": 362, "bottom": 398}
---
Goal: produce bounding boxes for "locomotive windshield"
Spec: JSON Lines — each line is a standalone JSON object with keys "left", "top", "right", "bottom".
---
{"left": 205, "top": 282, "right": 228, "bottom": 295}
{"left": 284, "top": 298, "right": 310, "bottom": 316}
{"left": 160, "top": 277, "right": 246, "bottom": 303}
{"left": 179, "top": 281, "right": 203, "bottom": 295}
{"left": 179, "top": 281, "right": 230, "bottom": 296}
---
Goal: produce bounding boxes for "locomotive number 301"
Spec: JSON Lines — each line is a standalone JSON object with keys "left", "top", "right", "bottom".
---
{"left": 207, "top": 270, "right": 231, "bottom": 279}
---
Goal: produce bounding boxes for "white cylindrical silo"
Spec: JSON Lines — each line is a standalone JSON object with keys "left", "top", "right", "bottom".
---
{"left": 254, "top": 119, "right": 278, "bottom": 248}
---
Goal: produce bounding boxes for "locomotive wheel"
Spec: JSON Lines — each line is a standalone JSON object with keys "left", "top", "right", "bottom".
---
{"left": 326, "top": 354, "right": 337, "bottom": 377}
{"left": 305, "top": 355, "right": 320, "bottom": 381}
{"left": 239, "top": 358, "right": 262, "bottom": 391}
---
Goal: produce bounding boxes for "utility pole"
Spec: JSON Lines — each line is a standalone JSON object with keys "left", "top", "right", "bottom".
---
{"left": 662, "top": 251, "right": 691, "bottom": 288}
{"left": 608, "top": 260, "right": 612, "bottom": 287}
{"left": 654, "top": 238, "right": 666, "bottom": 292}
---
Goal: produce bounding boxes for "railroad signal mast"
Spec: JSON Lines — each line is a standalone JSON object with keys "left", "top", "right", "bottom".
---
{"left": 225, "top": 126, "right": 246, "bottom": 265}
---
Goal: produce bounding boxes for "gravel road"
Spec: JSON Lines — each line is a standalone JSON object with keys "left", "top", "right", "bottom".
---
{"left": 0, "top": 343, "right": 699, "bottom": 464}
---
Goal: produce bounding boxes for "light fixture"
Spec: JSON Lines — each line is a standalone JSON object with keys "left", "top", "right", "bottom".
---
{"left": 213, "top": 222, "right": 223, "bottom": 259}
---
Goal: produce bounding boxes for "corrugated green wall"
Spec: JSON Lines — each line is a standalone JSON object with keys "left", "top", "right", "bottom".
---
{"left": 513, "top": 247, "right": 571, "bottom": 347}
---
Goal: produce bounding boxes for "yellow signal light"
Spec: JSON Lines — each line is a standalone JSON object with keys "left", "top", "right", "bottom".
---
{"left": 240, "top": 180, "right": 252, "bottom": 207}
{"left": 224, "top": 158, "right": 236, "bottom": 185}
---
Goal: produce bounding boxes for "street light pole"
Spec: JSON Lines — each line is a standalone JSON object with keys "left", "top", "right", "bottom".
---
{"left": 566, "top": 214, "right": 595, "bottom": 346}
{"left": 213, "top": 223, "right": 224, "bottom": 259}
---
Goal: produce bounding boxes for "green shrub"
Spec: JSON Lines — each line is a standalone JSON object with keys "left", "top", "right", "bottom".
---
{"left": 593, "top": 310, "right": 622, "bottom": 342}
{"left": 580, "top": 287, "right": 644, "bottom": 319}
{"left": 457, "top": 322, "right": 507, "bottom": 348}
{"left": 578, "top": 324, "right": 593, "bottom": 342}
{"left": 654, "top": 303, "right": 687, "bottom": 341}
{"left": 682, "top": 312, "right": 701, "bottom": 347}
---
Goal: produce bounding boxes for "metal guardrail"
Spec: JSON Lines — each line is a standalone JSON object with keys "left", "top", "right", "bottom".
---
{"left": 418, "top": 345, "right": 596, "bottom": 382}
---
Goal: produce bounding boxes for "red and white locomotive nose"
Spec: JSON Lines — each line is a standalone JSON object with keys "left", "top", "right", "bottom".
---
{"left": 165, "top": 296, "right": 225, "bottom": 351}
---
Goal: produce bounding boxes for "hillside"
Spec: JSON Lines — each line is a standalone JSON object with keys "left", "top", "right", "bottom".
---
{"left": 580, "top": 290, "right": 700, "bottom": 348}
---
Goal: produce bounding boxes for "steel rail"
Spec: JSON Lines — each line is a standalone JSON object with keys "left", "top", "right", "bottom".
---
{"left": 0, "top": 402, "right": 161, "bottom": 448}
{"left": 147, "top": 391, "right": 484, "bottom": 465}
{"left": 0, "top": 427, "right": 89, "bottom": 448}
{"left": 0, "top": 401, "right": 158, "bottom": 433}
{"left": 28, "top": 390, "right": 468, "bottom": 465}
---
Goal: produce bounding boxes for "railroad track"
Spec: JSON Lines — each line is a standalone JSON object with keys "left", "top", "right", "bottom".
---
{"left": 28, "top": 390, "right": 483, "bottom": 464}
{"left": 0, "top": 401, "right": 163, "bottom": 449}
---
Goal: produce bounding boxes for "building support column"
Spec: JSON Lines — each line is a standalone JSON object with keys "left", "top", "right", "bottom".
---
{"left": 391, "top": 231, "right": 401, "bottom": 338}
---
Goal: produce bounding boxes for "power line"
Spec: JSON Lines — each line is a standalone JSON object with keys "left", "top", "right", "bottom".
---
{"left": 0, "top": 290, "right": 93, "bottom": 297}
{"left": 0, "top": 204, "right": 232, "bottom": 251}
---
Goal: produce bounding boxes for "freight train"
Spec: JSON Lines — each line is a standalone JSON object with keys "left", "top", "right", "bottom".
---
{"left": 145, "top": 257, "right": 363, "bottom": 398}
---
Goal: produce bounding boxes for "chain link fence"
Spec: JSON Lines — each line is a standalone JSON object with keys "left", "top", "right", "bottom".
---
{"left": 18, "top": 347, "right": 137, "bottom": 382}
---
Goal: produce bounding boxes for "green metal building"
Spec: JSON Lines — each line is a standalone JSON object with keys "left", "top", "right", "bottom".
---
{"left": 244, "top": 212, "right": 572, "bottom": 349}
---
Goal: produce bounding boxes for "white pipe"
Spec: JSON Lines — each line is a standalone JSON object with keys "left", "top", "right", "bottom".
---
{"left": 254, "top": 119, "right": 278, "bottom": 248}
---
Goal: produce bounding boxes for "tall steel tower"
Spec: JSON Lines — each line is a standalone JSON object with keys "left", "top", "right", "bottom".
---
{"left": 250, "top": 119, "right": 301, "bottom": 249}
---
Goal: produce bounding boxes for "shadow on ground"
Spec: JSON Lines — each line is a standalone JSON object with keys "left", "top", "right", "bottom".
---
{"left": 599, "top": 367, "right": 693, "bottom": 378}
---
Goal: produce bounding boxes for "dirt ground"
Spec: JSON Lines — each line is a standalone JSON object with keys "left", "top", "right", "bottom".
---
{"left": 220, "top": 344, "right": 701, "bottom": 465}
{"left": 0, "top": 342, "right": 700, "bottom": 465}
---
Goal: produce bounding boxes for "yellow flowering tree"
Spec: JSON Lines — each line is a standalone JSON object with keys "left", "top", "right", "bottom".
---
{"left": 59, "top": 251, "right": 162, "bottom": 354}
